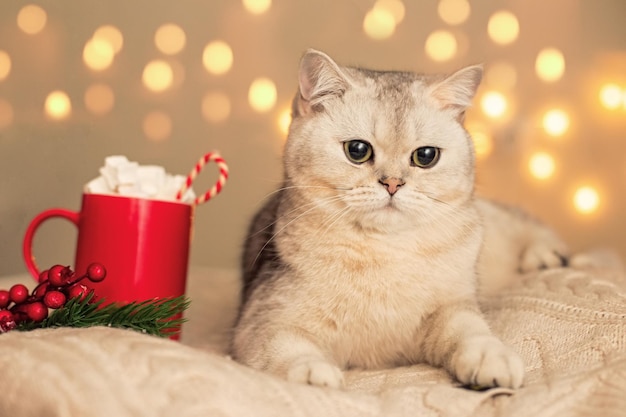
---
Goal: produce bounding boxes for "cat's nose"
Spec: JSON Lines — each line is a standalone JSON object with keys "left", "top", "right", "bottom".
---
{"left": 379, "top": 177, "right": 405, "bottom": 196}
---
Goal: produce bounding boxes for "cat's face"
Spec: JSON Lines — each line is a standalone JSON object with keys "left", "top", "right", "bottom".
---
{"left": 284, "top": 50, "right": 482, "bottom": 230}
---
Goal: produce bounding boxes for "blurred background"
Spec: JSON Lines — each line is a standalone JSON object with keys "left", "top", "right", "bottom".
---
{"left": 0, "top": 0, "right": 625, "bottom": 277}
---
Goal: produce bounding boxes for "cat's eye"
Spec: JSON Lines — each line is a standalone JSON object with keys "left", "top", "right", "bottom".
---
{"left": 411, "top": 146, "right": 440, "bottom": 168}
{"left": 343, "top": 140, "right": 373, "bottom": 164}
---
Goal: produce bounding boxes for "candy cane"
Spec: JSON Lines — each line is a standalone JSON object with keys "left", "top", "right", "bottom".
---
{"left": 176, "top": 152, "right": 229, "bottom": 206}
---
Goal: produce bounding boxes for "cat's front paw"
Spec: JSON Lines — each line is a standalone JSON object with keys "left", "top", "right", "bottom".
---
{"left": 520, "top": 240, "right": 569, "bottom": 273}
{"left": 287, "top": 357, "right": 344, "bottom": 388}
{"left": 451, "top": 335, "right": 524, "bottom": 389}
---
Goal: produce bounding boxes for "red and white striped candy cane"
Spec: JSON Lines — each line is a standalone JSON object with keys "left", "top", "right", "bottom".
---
{"left": 176, "top": 152, "right": 229, "bottom": 206}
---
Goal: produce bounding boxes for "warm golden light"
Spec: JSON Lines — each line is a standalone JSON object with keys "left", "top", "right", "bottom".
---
{"left": 542, "top": 109, "right": 569, "bottom": 137}
{"left": 202, "top": 41, "right": 234, "bottom": 75}
{"left": 438, "top": 0, "right": 470, "bottom": 25}
{"left": 528, "top": 152, "right": 555, "bottom": 180}
{"left": 485, "top": 61, "right": 517, "bottom": 90}
{"left": 0, "top": 51, "right": 11, "bottom": 81}
{"left": 278, "top": 108, "right": 292, "bottom": 136}
{"left": 535, "top": 48, "right": 565, "bottom": 83}
{"left": 17, "top": 4, "right": 47, "bottom": 35}
{"left": 573, "top": 186, "right": 600, "bottom": 214}
{"left": 142, "top": 60, "right": 174, "bottom": 92}
{"left": 599, "top": 83, "right": 623, "bottom": 110}
{"left": 249, "top": 77, "right": 277, "bottom": 113}
{"left": 202, "top": 92, "right": 231, "bottom": 123}
{"left": 155, "top": 24, "right": 186, "bottom": 55}
{"left": 93, "top": 25, "right": 124, "bottom": 54}
{"left": 363, "top": 7, "right": 396, "bottom": 40}
{"left": 83, "top": 38, "right": 115, "bottom": 71}
{"left": 487, "top": 11, "right": 519, "bottom": 45}
{"left": 44, "top": 91, "right": 72, "bottom": 120}
{"left": 0, "top": 99, "right": 13, "bottom": 129}
{"left": 243, "top": 0, "right": 272, "bottom": 14}
{"left": 375, "top": 0, "right": 406, "bottom": 24}
{"left": 425, "top": 30, "right": 457, "bottom": 62}
{"left": 143, "top": 111, "right": 172, "bottom": 141}
{"left": 84, "top": 84, "right": 115, "bottom": 116}
{"left": 480, "top": 91, "right": 507, "bottom": 118}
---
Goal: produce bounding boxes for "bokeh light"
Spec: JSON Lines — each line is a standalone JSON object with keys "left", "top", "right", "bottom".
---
{"left": 248, "top": 77, "right": 277, "bottom": 112}
{"left": 278, "top": 107, "right": 292, "bottom": 136}
{"left": 202, "top": 91, "right": 231, "bottom": 123}
{"left": 480, "top": 91, "right": 507, "bottom": 118}
{"left": 487, "top": 11, "right": 519, "bottom": 45}
{"left": 467, "top": 124, "right": 494, "bottom": 159}
{"left": 83, "top": 38, "right": 115, "bottom": 71}
{"left": 599, "top": 83, "right": 623, "bottom": 110}
{"left": 425, "top": 30, "right": 457, "bottom": 62}
{"left": 93, "top": 25, "right": 124, "bottom": 54}
{"left": 0, "top": 99, "right": 14, "bottom": 129}
{"left": 84, "top": 84, "right": 115, "bottom": 116}
{"left": 573, "top": 186, "right": 600, "bottom": 215}
{"left": 142, "top": 60, "right": 174, "bottom": 92}
{"left": 143, "top": 111, "right": 172, "bottom": 141}
{"left": 374, "top": 0, "right": 405, "bottom": 24}
{"left": 0, "top": 51, "right": 11, "bottom": 81}
{"left": 155, "top": 24, "right": 186, "bottom": 55}
{"left": 243, "top": 0, "right": 272, "bottom": 14}
{"left": 528, "top": 152, "right": 555, "bottom": 180}
{"left": 17, "top": 4, "right": 47, "bottom": 35}
{"left": 542, "top": 109, "right": 570, "bottom": 137}
{"left": 203, "top": 41, "right": 234, "bottom": 75}
{"left": 438, "top": 0, "right": 470, "bottom": 25}
{"left": 485, "top": 61, "right": 517, "bottom": 90}
{"left": 44, "top": 91, "right": 72, "bottom": 120}
{"left": 535, "top": 48, "right": 565, "bottom": 83}
{"left": 363, "top": 7, "right": 396, "bottom": 40}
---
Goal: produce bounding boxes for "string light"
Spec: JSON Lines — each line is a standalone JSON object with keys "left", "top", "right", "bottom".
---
{"left": 542, "top": 109, "right": 570, "bottom": 137}
{"left": 528, "top": 152, "right": 555, "bottom": 180}
{"left": 363, "top": 7, "right": 396, "bottom": 40}
{"left": 83, "top": 38, "right": 115, "bottom": 71}
{"left": 466, "top": 123, "right": 493, "bottom": 158}
{"left": 375, "top": 0, "right": 405, "bottom": 24}
{"left": 0, "top": 50, "right": 10, "bottom": 81}
{"left": 480, "top": 91, "right": 507, "bottom": 118}
{"left": 44, "top": 91, "right": 72, "bottom": 120}
{"left": 93, "top": 25, "right": 124, "bottom": 55}
{"left": 599, "top": 83, "right": 623, "bottom": 110}
{"left": 202, "top": 92, "right": 231, "bottom": 123}
{"left": 438, "top": 0, "right": 470, "bottom": 25}
{"left": 142, "top": 60, "right": 174, "bottom": 92}
{"left": 278, "top": 108, "right": 292, "bottom": 136}
{"left": 203, "top": 41, "right": 233, "bottom": 75}
{"left": 243, "top": 0, "right": 272, "bottom": 14}
{"left": 17, "top": 4, "right": 47, "bottom": 35}
{"left": 84, "top": 84, "right": 115, "bottom": 115}
{"left": 573, "top": 186, "right": 600, "bottom": 215}
{"left": 424, "top": 30, "right": 457, "bottom": 62}
{"left": 155, "top": 24, "right": 186, "bottom": 55}
{"left": 487, "top": 11, "right": 519, "bottom": 45}
{"left": 535, "top": 48, "right": 565, "bottom": 83}
{"left": 248, "top": 77, "right": 277, "bottom": 112}
{"left": 143, "top": 111, "right": 172, "bottom": 141}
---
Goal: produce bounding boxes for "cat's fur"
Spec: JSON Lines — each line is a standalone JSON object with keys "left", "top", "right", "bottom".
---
{"left": 231, "top": 49, "right": 569, "bottom": 389}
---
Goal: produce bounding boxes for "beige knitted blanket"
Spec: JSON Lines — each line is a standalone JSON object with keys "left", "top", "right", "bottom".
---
{"left": 0, "top": 256, "right": 625, "bottom": 417}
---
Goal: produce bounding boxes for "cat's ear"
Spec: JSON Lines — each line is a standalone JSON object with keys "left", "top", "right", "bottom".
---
{"left": 430, "top": 64, "right": 483, "bottom": 114}
{"left": 294, "top": 49, "right": 351, "bottom": 116}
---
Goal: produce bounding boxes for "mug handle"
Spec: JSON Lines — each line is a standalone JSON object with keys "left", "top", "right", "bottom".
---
{"left": 22, "top": 209, "right": 80, "bottom": 281}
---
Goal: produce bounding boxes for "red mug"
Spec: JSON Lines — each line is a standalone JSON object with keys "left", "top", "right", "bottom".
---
{"left": 23, "top": 193, "right": 193, "bottom": 305}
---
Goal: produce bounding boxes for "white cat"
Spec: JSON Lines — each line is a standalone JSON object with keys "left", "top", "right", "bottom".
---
{"left": 231, "top": 49, "right": 569, "bottom": 389}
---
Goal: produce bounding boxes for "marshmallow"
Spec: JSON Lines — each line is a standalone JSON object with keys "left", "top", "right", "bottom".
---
{"left": 85, "top": 156, "right": 196, "bottom": 203}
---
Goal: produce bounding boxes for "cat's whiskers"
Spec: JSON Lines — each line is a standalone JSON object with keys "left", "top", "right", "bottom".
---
{"left": 316, "top": 205, "right": 353, "bottom": 240}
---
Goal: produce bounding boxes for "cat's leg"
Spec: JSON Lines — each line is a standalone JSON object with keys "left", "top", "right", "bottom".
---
{"left": 232, "top": 325, "right": 344, "bottom": 388}
{"left": 421, "top": 299, "right": 524, "bottom": 389}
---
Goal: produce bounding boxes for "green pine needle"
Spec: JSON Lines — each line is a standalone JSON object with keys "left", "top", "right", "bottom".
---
{"left": 16, "top": 293, "right": 190, "bottom": 338}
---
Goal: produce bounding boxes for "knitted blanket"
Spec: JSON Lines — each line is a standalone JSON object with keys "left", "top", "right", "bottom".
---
{"left": 0, "top": 254, "right": 624, "bottom": 417}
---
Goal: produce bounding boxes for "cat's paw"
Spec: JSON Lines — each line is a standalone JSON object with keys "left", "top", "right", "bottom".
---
{"left": 287, "top": 358, "right": 344, "bottom": 388}
{"left": 451, "top": 335, "right": 524, "bottom": 389}
{"left": 519, "top": 240, "right": 569, "bottom": 273}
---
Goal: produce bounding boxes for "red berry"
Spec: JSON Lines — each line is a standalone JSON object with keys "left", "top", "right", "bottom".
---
{"left": 43, "top": 291, "right": 66, "bottom": 309}
{"left": 87, "top": 263, "right": 106, "bottom": 282}
{"left": 0, "top": 310, "right": 13, "bottom": 322}
{"left": 9, "top": 284, "right": 29, "bottom": 304}
{"left": 67, "top": 284, "right": 89, "bottom": 301}
{"left": 48, "top": 265, "right": 70, "bottom": 287}
{"left": 32, "top": 282, "right": 49, "bottom": 299}
{"left": 0, "top": 290, "right": 10, "bottom": 309}
{"left": 0, "top": 310, "right": 16, "bottom": 332}
{"left": 38, "top": 269, "right": 49, "bottom": 283}
{"left": 26, "top": 302, "right": 48, "bottom": 322}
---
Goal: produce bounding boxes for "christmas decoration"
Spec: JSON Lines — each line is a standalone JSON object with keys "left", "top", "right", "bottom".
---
{"left": 0, "top": 263, "right": 189, "bottom": 338}
{"left": 176, "top": 151, "right": 229, "bottom": 206}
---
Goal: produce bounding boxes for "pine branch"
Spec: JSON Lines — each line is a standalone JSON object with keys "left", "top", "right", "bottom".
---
{"left": 16, "top": 293, "right": 190, "bottom": 338}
